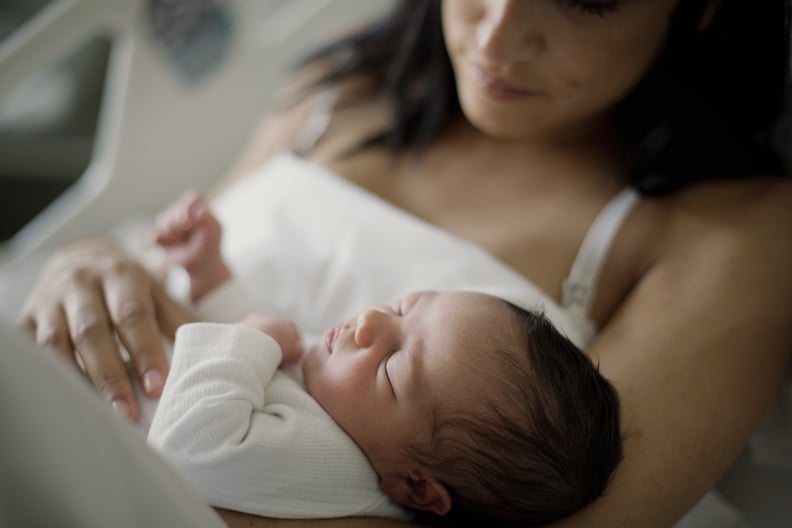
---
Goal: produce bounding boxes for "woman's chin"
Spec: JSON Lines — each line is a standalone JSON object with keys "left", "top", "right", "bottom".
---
{"left": 460, "top": 100, "right": 545, "bottom": 141}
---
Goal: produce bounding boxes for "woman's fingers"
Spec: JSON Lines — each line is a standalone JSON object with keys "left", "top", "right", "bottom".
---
{"left": 17, "top": 238, "right": 185, "bottom": 423}
{"left": 34, "top": 308, "right": 77, "bottom": 368}
{"left": 16, "top": 237, "right": 197, "bottom": 422}
{"left": 104, "top": 266, "right": 170, "bottom": 400}
{"left": 61, "top": 279, "right": 140, "bottom": 422}
{"left": 15, "top": 310, "right": 74, "bottom": 367}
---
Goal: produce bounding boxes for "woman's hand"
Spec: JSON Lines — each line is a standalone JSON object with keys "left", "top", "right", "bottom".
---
{"left": 17, "top": 238, "right": 191, "bottom": 421}
{"left": 237, "top": 314, "right": 304, "bottom": 365}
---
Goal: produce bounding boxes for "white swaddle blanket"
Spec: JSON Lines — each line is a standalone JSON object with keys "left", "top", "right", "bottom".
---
{"left": 210, "top": 151, "right": 589, "bottom": 348}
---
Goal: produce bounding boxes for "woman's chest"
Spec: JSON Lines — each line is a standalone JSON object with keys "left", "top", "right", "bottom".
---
{"left": 218, "top": 158, "right": 589, "bottom": 343}
{"left": 323, "top": 148, "right": 652, "bottom": 324}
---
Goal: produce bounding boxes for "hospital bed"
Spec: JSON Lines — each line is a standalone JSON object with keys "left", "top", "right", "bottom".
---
{"left": 0, "top": 1, "right": 790, "bottom": 527}
{"left": 0, "top": 0, "right": 394, "bottom": 317}
{"left": 0, "top": 0, "right": 396, "bottom": 256}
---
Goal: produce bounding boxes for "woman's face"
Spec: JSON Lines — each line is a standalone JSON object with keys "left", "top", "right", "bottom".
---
{"left": 442, "top": 0, "right": 683, "bottom": 140}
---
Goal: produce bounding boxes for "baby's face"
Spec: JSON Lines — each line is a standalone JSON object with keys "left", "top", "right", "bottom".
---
{"left": 302, "top": 290, "right": 514, "bottom": 477}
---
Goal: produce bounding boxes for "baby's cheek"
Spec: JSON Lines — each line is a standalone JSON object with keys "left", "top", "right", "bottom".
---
{"left": 302, "top": 359, "right": 336, "bottom": 395}
{"left": 314, "top": 376, "right": 354, "bottom": 411}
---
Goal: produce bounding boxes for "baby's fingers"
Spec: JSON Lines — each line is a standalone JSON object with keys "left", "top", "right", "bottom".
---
{"left": 153, "top": 192, "right": 206, "bottom": 246}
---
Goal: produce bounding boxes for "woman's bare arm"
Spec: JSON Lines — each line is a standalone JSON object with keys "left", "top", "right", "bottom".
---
{"left": 550, "top": 178, "right": 792, "bottom": 528}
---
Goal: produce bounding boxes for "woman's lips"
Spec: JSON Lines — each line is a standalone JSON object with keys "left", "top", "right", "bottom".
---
{"left": 470, "top": 65, "right": 541, "bottom": 100}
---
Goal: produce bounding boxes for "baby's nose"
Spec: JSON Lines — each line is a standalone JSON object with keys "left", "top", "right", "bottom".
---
{"left": 353, "top": 308, "right": 392, "bottom": 348}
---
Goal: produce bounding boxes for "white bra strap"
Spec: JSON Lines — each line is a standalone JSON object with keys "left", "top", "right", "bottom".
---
{"left": 562, "top": 187, "right": 640, "bottom": 316}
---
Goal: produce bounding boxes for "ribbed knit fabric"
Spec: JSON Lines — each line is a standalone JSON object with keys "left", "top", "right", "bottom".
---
{"left": 148, "top": 323, "right": 409, "bottom": 520}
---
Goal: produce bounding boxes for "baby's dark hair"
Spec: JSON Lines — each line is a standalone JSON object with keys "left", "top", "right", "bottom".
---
{"left": 408, "top": 301, "right": 623, "bottom": 527}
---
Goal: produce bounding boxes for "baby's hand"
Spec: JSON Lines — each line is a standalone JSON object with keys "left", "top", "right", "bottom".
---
{"left": 153, "top": 191, "right": 229, "bottom": 302}
{"left": 237, "top": 314, "right": 304, "bottom": 365}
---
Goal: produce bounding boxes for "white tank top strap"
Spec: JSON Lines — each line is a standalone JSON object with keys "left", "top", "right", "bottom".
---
{"left": 291, "top": 86, "right": 340, "bottom": 157}
{"left": 561, "top": 187, "right": 640, "bottom": 330}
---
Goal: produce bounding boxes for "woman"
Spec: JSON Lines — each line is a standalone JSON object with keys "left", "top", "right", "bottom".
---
{"left": 18, "top": 1, "right": 792, "bottom": 527}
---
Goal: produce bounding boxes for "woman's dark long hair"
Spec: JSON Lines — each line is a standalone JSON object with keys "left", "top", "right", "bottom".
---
{"left": 614, "top": 0, "right": 792, "bottom": 193}
{"left": 297, "top": 0, "right": 791, "bottom": 195}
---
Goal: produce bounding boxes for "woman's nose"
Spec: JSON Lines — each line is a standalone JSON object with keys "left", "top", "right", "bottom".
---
{"left": 476, "top": 0, "right": 543, "bottom": 64}
{"left": 354, "top": 307, "right": 397, "bottom": 350}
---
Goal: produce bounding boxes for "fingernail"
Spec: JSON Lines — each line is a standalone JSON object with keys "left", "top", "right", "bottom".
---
{"left": 143, "top": 369, "right": 164, "bottom": 395}
{"left": 112, "top": 399, "right": 131, "bottom": 419}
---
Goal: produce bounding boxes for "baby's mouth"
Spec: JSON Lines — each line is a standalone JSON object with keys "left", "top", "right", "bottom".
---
{"left": 323, "top": 324, "right": 342, "bottom": 354}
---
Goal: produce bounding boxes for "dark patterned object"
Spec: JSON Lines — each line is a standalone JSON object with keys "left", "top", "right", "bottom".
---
{"left": 146, "top": 0, "right": 233, "bottom": 81}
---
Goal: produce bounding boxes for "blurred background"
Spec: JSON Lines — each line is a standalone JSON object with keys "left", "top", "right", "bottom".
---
{"left": 0, "top": 0, "right": 394, "bottom": 263}
{"left": 0, "top": 0, "right": 95, "bottom": 243}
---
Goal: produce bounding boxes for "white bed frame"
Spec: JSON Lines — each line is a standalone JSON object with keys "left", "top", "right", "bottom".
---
{"left": 0, "top": 0, "right": 394, "bottom": 265}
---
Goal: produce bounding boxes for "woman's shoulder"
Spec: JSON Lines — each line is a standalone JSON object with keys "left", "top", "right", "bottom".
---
{"left": 647, "top": 173, "right": 792, "bottom": 282}
{"left": 618, "top": 173, "right": 791, "bottom": 272}
{"left": 662, "top": 174, "right": 792, "bottom": 233}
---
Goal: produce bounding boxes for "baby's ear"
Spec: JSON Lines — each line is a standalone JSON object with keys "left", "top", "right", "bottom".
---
{"left": 380, "top": 470, "right": 451, "bottom": 516}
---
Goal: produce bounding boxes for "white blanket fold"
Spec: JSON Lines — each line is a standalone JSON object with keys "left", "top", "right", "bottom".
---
{"left": 212, "top": 151, "right": 589, "bottom": 348}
